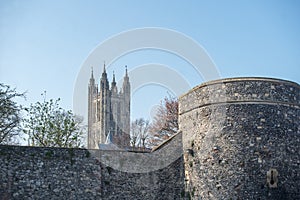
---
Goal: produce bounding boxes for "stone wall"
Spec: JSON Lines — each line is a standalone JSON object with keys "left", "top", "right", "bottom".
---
{"left": 0, "top": 132, "right": 184, "bottom": 200}
{"left": 179, "top": 77, "right": 300, "bottom": 199}
{"left": 1, "top": 77, "right": 299, "bottom": 200}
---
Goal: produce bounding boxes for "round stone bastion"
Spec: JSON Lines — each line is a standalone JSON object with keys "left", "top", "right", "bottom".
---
{"left": 179, "top": 77, "right": 299, "bottom": 199}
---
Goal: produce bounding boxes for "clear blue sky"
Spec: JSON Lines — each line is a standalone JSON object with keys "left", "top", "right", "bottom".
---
{"left": 1, "top": 0, "right": 299, "bottom": 122}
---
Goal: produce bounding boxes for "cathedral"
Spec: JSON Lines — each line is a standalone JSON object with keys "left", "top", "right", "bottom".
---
{"left": 87, "top": 64, "right": 131, "bottom": 149}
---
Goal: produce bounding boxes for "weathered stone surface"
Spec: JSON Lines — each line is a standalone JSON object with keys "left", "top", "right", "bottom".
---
{"left": 1, "top": 77, "right": 299, "bottom": 200}
{"left": 0, "top": 143, "right": 184, "bottom": 200}
{"left": 179, "top": 77, "right": 300, "bottom": 199}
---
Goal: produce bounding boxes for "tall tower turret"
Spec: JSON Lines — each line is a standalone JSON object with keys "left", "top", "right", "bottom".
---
{"left": 122, "top": 66, "right": 130, "bottom": 97}
{"left": 88, "top": 68, "right": 97, "bottom": 149}
{"left": 99, "top": 63, "right": 111, "bottom": 144}
{"left": 122, "top": 66, "right": 131, "bottom": 144}
{"left": 111, "top": 72, "right": 118, "bottom": 94}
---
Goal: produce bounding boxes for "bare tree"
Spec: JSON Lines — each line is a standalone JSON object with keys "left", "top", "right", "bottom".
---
{"left": 0, "top": 83, "right": 25, "bottom": 144}
{"left": 138, "top": 119, "right": 150, "bottom": 148}
{"left": 130, "top": 118, "right": 150, "bottom": 149}
{"left": 148, "top": 95, "right": 178, "bottom": 147}
{"left": 130, "top": 119, "right": 139, "bottom": 148}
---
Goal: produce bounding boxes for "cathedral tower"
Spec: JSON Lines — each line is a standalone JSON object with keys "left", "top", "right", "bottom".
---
{"left": 87, "top": 64, "right": 131, "bottom": 149}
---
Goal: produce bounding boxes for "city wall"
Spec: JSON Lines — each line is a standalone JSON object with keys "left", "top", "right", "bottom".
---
{"left": 179, "top": 77, "right": 300, "bottom": 199}
{"left": 0, "top": 132, "right": 184, "bottom": 200}
{"left": 1, "top": 77, "right": 299, "bottom": 199}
